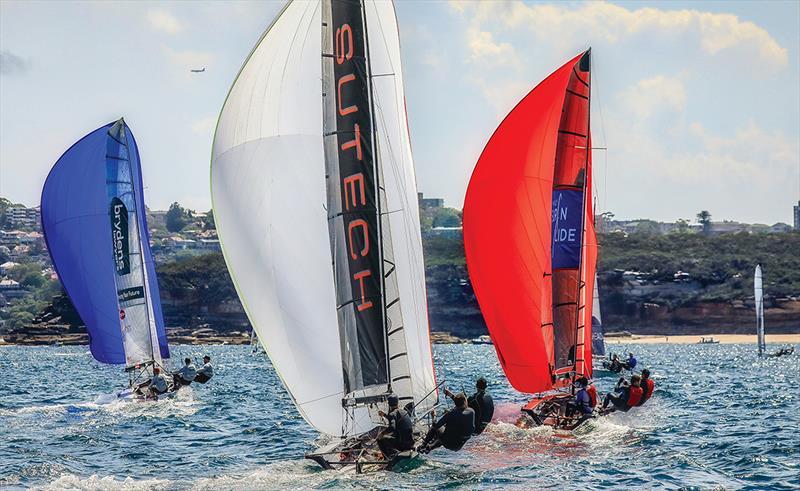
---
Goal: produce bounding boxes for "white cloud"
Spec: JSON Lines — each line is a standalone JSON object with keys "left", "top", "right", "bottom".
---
{"left": 147, "top": 9, "right": 183, "bottom": 35}
{"left": 466, "top": 28, "right": 520, "bottom": 68}
{"left": 452, "top": 1, "right": 788, "bottom": 69}
{"left": 618, "top": 75, "right": 686, "bottom": 120}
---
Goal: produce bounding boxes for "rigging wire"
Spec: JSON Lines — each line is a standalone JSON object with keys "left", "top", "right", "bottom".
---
{"left": 592, "top": 55, "right": 609, "bottom": 215}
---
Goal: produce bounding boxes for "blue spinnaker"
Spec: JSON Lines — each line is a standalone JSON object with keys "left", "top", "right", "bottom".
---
{"left": 41, "top": 120, "right": 168, "bottom": 364}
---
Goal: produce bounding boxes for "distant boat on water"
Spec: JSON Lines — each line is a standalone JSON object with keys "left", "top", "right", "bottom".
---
{"left": 591, "top": 272, "right": 606, "bottom": 357}
{"left": 755, "top": 264, "right": 766, "bottom": 356}
{"left": 471, "top": 335, "right": 492, "bottom": 345}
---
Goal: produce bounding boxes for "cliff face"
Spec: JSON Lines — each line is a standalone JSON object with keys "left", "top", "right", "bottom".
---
{"left": 16, "top": 234, "right": 800, "bottom": 343}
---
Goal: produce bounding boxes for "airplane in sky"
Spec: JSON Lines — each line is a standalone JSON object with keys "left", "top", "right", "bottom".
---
{"left": 190, "top": 68, "right": 206, "bottom": 73}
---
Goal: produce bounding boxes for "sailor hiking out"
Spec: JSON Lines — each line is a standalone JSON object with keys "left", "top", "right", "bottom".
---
{"left": 194, "top": 356, "right": 214, "bottom": 383}
{"left": 600, "top": 374, "right": 643, "bottom": 415}
{"left": 467, "top": 378, "right": 494, "bottom": 435}
{"left": 419, "top": 392, "right": 475, "bottom": 454}
{"left": 172, "top": 358, "right": 197, "bottom": 387}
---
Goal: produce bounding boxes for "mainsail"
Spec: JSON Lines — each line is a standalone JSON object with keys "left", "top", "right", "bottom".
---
{"left": 41, "top": 119, "right": 169, "bottom": 367}
{"left": 463, "top": 50, "right": 595, "bottom": 394}
{"left": 211, "top": 0, "right": 436, "bottom": 437}
{"left": 755, "top": 264, "right": 765, "bottom": 356}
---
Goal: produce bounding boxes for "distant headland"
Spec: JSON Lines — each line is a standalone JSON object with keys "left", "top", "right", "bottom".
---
{"left": 1, "top": 196, "right": 798, "bottom": 346}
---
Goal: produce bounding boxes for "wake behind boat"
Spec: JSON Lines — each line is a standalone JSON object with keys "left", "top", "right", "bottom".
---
{"left": 210, "top": 0, "right": 438, "bottom": 473}
{"left": 463, "top": 50, "right": 600, "bottom": 431}
{"left": 41, "top": 119, "right": 186, "bottom": 401}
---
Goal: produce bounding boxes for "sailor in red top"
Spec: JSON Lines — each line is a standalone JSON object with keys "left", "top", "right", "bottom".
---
{"left": 600, "top": 374, "right": 643, "bottom": 414}
{"left": 636, "top": 368, "right": 655, "bottom": 406}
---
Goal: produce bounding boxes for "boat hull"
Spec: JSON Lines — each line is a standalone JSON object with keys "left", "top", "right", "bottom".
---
{"left": 521, "top": 393, "right": 592, "bottom": 431}
{"left": 305, "top": 425, "right": 422, "bottom": 473}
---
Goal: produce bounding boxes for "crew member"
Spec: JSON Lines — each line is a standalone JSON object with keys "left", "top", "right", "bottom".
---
{"left": 625, "top": 353, "right": 638, "bottom": 370}
{"left": 564, "top": 377, "right": 596, "bottom": 424}
{"left": 173, "top": 357, "right": 197, "bottom": 387}
{"left": 149, "top": 367, "right": 169, "bottom": 397}
{"left": 377, "top": 394, "right": 414, "bottom": 458}
{"left": 194, "top": 355, "right": 214, "bottom": 383}
{"left": 467, "top": 377, "right": 494, "bottom": 434}
{"left": 600, "top": 374, "right": 642, "bottom": 414}
{"left": 636, "top": 369, "right": 655, "bottom": 406}
{"left": 418, "top": 393, "right": 475, "bottom": 453}
{"left": 609, "top": 354, "right": 622, "bottom": 372}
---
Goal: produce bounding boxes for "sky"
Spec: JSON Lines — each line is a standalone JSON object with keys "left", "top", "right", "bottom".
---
{"left": 1, "top": 0, "right": 798, "bottom": 224}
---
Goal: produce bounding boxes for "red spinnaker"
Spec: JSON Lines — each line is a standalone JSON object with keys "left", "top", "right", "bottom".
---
{"left": 463, "top": 51, "right": 594, "bottom": 394}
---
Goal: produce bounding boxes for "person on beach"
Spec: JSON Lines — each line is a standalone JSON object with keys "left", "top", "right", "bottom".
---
{"left": 418, "top": 393, "right": 475, "bottom": 454}
{"left": 636, "top": 369, "right": 655, "bottom": 406}
{"left": 173, "top": 358, "right": 196, "bottom": 387}
{"left": 377, "top": 394, "right": 414, "bottom": 458}
{"left": 194, "top": 355, "right": 214, "bottom": 383}
{"left": 467, "top": 378, "right": 494, "bottom": 434}
{"left": 599, "top": 374, "right": 642, "bottom": 414}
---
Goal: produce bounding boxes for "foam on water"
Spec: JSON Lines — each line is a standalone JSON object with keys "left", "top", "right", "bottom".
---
{"left": 1, "top": 343, "right": 798, "bottom": 490}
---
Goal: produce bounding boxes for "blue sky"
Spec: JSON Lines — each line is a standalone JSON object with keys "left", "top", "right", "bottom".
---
{"left": 1, "top": 0, "right": 798, "bottom": 224}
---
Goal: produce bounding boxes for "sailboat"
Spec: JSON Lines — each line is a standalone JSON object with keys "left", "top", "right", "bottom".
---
{"left": 41, "top": 119, "right": 171, "bottom": 399}
{"left": 210, "top": 0, "right": 438, "bottom": 471}
{"left": 463, "top": 50, "right": 598, "bottom": 430}
{"left": 755, "top": 264, "right": 765, "bottom": 357}
{"left": 755, "top": 265, "right": 794, "bottom": 358}
{"left": 591, "top": 273, "right": 606, "bottom": 358}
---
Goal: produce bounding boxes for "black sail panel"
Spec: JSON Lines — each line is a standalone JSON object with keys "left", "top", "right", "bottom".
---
{"left": 323, "top": 0, "right": 387, "bottom": 394}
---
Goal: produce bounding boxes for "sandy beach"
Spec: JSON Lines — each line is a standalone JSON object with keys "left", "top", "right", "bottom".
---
{"left": 606, "top": 334, "right": 800, "bottom": 345}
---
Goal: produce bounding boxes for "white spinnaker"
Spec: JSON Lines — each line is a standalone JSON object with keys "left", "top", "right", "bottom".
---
{"left": 365, "top": 1, "right": 438, "bottom": 413}
{"left": 755, "top": 264, "right": 765, "bottom": 356}
{"left": 211, "top": 1, "right": 371, "bottom": 437}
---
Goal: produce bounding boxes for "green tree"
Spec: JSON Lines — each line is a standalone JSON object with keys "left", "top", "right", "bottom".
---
{"left": 673, "top": 219, "right": 691, "bottom": 234}
{"left": 697, "top": 210, "right": 712, "bottom": 236}
{"left": 201, "top": 210, "right": 216, "bottom": 231}
{"left": 7, "top": 263, "right": 44, "bottom": 288}
{"left": 165, "top": 202, "right": 188, "bottom": 233}
{"left": 432, "top": 207, "right": 462, "bottom": 228}
{"left": 0, "top": 197, "right": 10, "bottom": 228}
{"left": 634, "top": 220, "right": 660, "bottom": 236}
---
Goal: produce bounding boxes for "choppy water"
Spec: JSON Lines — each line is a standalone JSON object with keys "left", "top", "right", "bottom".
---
{"left": 1, "top": 343, "right": 798, "bottom": 490}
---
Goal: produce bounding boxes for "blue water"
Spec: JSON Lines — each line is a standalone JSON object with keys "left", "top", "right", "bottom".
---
{"left": 1, "top": 343, "right": 798, "bottom": 490}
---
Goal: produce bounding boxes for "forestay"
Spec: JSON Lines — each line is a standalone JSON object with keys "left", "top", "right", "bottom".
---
{"left": 211, "top": 0, "right": 436, "bottom": 438}
{"left": 41, "top": 119, "right": 168, "bottom": 367}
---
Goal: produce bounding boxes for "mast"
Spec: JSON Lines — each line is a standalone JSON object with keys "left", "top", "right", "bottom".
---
{"left": 572, "top": 49, "right": 591, "bottom": 382}
{"left": 324, "top": 0, "right": 389, "bottom": 408}
{"left": 360, "top": 0, "right": 392, "bottom": 393}
{"left": 107, "top": 119, "right": 160, "bottom": 369}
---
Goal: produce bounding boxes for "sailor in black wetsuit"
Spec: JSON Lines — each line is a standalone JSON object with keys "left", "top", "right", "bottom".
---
{"left": 467, "top": 378, "right": 494, "bottom": 434}
{"left": 418, "top": 393, "right": 475, "bottom": 453}
{"left": 377, "top": 394, "right": 414, "bottom": 458}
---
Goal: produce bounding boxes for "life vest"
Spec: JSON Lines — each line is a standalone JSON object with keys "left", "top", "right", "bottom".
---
{"left": 627, "top": 385, "right": 643, "bottom": 407}
{"left": 587, "top": 384, "right": 598, "bottom": 408}
{"left": 637, "top": 379, "right": 655, "bottom": 406}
